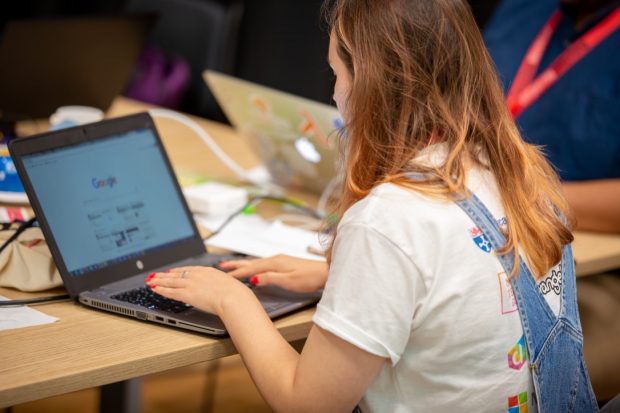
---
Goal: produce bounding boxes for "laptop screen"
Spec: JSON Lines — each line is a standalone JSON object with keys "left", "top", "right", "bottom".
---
{"left": 21, "top": 127, "right": 195, "bottom": 276}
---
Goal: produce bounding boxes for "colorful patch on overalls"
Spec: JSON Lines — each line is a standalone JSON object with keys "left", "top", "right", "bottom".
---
{"left": 470, "top": 226, "right": 492, "bottom": 252}
{"left": 539, "top": 263, "right": 562, "bottom": 296}
{"left": 469, "top": 217, "right": 507, "bottom": 253}
{"left": 508, "top": 335, "right": 528, "bottom": 370}
{"left": 498, "top": 272, "right": 518, "bottom": 314}
{"left": 507, "top": 391, "right": 528, "bottom": 413}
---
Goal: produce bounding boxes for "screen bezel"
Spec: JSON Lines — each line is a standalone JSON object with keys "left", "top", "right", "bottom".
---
{"left": 9, "top": 112, "right": 207, "bottom": 297}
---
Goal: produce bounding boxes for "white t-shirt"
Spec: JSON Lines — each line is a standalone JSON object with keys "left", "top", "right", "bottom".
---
{"left": 313, "top": 162, "right": 562, "bottom": 412}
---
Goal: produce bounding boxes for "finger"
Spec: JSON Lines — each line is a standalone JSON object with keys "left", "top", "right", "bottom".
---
{"left": 148, "top": 276, "right": 189, "bottom": 289}
{"left": 254, "top": 271, "right": 308, "bottom": 292}
{"left": 167, "top": 266, "right": 206, "bottom": 274}
{"left": 226, "top": 259, "right": 278, "bottom": 279}
{"left": 146, "top": 271, "right": 186, "bottom": 283}
{"left": 258, "top": 272, "right": 322, "bottom": 293}
{"left": 217, "top": 259, "right": 247, "bottom": 269}
{"left": 151, "top": 285, "right": 186, "bottom": 302}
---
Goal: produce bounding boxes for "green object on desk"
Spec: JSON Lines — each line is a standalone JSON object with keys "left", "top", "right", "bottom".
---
{"left": 242, "top": 204, "right": 257, "bottom": 215}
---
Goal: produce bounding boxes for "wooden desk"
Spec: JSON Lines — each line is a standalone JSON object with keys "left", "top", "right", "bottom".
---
{"left": 573, "top": 231, "right": 620, "bottom": 277}
{"left": 1, "top": 97, "right": 620, "bottom": 408}
{"left": 0, "top": 98, "right": 315, "bottom": 408}
{"left": 0, "top": 287, "right": 314, "bottom": 408}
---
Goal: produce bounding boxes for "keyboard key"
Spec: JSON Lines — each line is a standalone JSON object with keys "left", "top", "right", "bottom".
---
{"left": 111, "top": 287, "right": 190, "bottom": 313}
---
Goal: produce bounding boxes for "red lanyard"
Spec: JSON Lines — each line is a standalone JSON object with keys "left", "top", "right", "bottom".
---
{"left": 507, "top": 6, "right": 620, "bottom": 119}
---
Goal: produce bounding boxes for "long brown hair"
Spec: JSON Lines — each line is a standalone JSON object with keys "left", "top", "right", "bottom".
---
{"left": 324, "top": 0, "right": 573, "bottom": 278}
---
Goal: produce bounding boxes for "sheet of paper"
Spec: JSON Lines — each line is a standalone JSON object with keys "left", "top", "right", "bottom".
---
{"left": 0, "top": 295, "right": 58, "bottom": 331}
{"left": 201, "top": 214, "right": 326, "bottom": 261}
{"left": 194, "top": 213, "right": 234, "bottom": 233}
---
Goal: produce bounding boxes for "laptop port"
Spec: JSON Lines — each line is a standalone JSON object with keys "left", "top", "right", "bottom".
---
{"left": 155, "top": 316, "right": 164, "bottom": 322}
{"left": 167, "top": 319, "right": 176, "bottom": 325}
{"left": 136, "top": 311, "right": 147, "bottom": 320}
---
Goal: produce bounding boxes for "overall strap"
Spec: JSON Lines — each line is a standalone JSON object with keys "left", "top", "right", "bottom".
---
{"left": 453, "top": 193, "right": 576, "bottom": 356}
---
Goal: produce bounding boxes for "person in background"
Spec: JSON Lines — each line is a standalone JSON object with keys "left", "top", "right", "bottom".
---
{"left": 483, "top": 0, "right": 620, "bottom": 402}
{"left": 149, "top": 0, "right": 597, "bottom": 411}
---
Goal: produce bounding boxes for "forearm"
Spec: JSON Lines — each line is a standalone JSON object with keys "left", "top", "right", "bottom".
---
{"left": 151, "top": 267, "right": 378, "bottom": 411}
{"left": 562, "top": 179, "right": 620, "bottom": 233}
{"left": 218, "top": 287, "right": 306, "bottom": 412}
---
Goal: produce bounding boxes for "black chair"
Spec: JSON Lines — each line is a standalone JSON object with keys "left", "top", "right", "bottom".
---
{"left": 125, "top": 0, "right": 244, "bottom": 121}
{"left": 234, "top": 0, "right": 334, "bottom": 106}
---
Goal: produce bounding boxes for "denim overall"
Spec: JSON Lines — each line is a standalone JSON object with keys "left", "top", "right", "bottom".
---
{"left": 455, "top": 193, "right": 598, "bottom": 412}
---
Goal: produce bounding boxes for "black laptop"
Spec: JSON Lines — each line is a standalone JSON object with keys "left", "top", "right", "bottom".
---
{"left": 9, "top": 113, "right": 319, "bottom": 335}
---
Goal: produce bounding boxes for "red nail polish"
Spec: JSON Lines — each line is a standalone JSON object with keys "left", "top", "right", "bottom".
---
{"left": 148, "top": 272, "right": 156, "bottom": 277}
{"left": 150, "top": 284, "right": 157, "bottom": 289}
{"left": 250, "top": 276, "right": 259, "bottom": 285}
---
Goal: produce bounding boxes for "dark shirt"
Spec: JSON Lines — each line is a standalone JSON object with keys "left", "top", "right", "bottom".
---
{"left": 484, "top": 0, "right": 620, "bottom": 181}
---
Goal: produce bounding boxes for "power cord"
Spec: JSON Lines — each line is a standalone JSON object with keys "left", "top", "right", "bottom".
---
{"left": 203, "top": 195, "right": 323, "bottom": 241}
{"left": 147, "top": 108, "right": 338, "bottom": 239}
{"left": 148, "top": 108, "right": 271, "bottom": 186}
{"left": 0, "top": 294, "right": 70, "bottom": 307}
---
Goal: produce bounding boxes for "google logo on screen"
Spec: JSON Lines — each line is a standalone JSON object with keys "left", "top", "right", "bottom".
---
{"left": 92, "top": 176, "right": 118, "bottom": 189}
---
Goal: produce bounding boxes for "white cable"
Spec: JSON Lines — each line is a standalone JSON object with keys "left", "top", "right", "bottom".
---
{"left": 148, "top": 108, "right": 263, "bottom": 185}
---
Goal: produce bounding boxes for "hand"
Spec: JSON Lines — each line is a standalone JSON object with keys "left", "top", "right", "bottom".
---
{"left": 219, "top": 254, "right": 328, "bottom": 293}
{"left": 147, "top": 266, "right": 247, "bottom": 315}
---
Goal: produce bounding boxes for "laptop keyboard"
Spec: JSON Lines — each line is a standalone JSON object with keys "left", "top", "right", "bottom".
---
{"left": 111, "top": 287, "right": 190, "bottom": 313}
{"left": 110, "top": 257, "right": 255, "bottom": 314}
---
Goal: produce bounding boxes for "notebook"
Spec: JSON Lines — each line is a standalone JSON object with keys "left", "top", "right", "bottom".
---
{"left": 204, "top": 70, "right": 343, "bottom": 194}
{"left": 9, "top": 113, "right": 320, "bottom": 335}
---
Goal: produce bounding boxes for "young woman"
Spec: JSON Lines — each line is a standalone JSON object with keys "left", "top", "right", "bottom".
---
{"left": 148, "top": 0, "right": 597, "bottom": 411}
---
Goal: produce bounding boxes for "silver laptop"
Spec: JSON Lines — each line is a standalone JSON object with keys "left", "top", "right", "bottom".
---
{"left": 9, "top": 113, "right": 319, "bottom": 335}
{"left": 204, "top": 70, "right": 343, "bottom": 194}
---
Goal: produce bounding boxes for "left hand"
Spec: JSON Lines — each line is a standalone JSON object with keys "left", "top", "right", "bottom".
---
{"left": 147, "top": 266, "right": 246, "bottom": 315}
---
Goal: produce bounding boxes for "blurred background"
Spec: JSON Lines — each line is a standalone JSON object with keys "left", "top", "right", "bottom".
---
{"left": 0, "top": 0, "right": 501, "bottom": 125}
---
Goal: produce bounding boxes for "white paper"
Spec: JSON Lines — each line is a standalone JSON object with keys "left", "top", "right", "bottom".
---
{"left": 0, "top": 295, "right": 59, "bottom": 331}
{"left": 203, "top": 214, "right": 326, "bottom": 261}
{"left": 194, "top": 213, "right": 236, "bottom": 233}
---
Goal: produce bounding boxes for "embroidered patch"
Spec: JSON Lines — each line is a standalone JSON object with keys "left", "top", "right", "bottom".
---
{"left": 498, "top": 272, "right": 518, "bottom": 314}
{"left": 470, "top": 226, "right": 492, "bottom": 252}
{"left": 468, "top": 217, "right": 507, "bottom": 253}
{"left": 508, "top": 335, "right": 528, "bottom": 370}
{"left": 508, "top": 391, "right": 528, "bottom": 413}
{"left": 539, "top": 263, "right": 562, "bottom": 296}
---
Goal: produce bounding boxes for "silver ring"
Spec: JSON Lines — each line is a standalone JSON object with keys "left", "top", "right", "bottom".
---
{"left": 181, "top": 271, "right": 188, "bottom": 279}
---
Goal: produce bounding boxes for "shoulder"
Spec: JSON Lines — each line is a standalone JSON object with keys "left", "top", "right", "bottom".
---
{"left": 339, "top": 182, "right": 453, "bottom": 234}
{"left": 340, "top": 166, "right": 504, "bottom": 234}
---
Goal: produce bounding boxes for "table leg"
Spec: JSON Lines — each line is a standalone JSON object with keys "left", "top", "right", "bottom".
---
{"left": 100, "top": 378, "right": 142, "bottom": 413}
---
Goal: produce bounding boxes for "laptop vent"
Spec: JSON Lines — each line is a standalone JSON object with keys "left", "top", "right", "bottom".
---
{"left": 91, "top": 300, "right": 135, "bottom": 317}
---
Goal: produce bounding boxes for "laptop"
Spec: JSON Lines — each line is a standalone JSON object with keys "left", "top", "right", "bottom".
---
{"left": 0, "top": 16, "right": 150, "bottom": 120}
{"left": 9, "top": 113, "right": 320, "bottom": 335}
{"left": 204, "top": 70, "right": 343, "bottom": 194}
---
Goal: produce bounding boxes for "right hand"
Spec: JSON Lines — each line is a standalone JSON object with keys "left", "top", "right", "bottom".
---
{"left": 219, "top": 254, "right": 328, "bottom": 293}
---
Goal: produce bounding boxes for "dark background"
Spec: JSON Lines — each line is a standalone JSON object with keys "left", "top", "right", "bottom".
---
{"left": 0, "top": 0, "right": 501, "bottom": 121}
